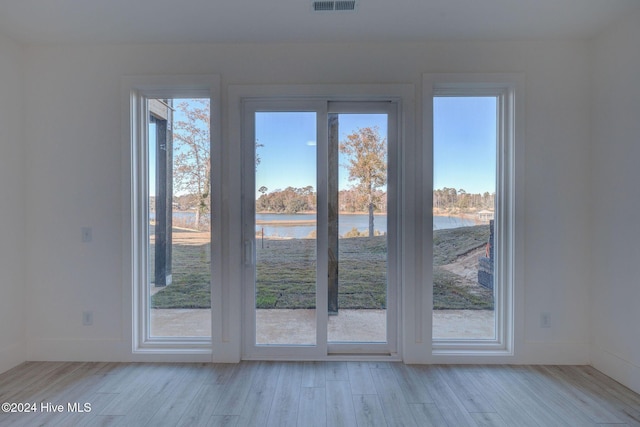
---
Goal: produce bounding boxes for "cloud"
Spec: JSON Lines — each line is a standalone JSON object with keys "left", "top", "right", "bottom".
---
{"left": 306, "top": 140, "right": 317, "bottom": 146}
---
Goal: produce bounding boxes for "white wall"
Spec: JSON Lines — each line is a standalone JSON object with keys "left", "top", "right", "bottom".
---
{"left": 591, "top": 10, "right": 640, "bottom": 394}
{"left": 23, "top": 40, "right": 592, "bottom": 363}
{"left": 0, "top": 33, "right": 26, "bottom": 373}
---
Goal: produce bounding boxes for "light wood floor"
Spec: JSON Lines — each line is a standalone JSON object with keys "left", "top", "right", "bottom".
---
{"left": 1, "top": 361, "right": 639, "bottom": 426}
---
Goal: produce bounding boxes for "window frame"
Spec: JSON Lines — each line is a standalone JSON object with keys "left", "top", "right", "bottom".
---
{"left": 423, "top": 74, "right": 524, "bottom": 357}
{"left": 122, "top": 75, "right": 221, "bottom": 355}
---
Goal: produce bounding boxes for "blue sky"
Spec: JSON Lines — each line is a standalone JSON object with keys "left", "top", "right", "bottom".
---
{"left": 433, "top": 96, "right": 497, "bottom": 194}
{"left": 255, "top": 112, "right": 388, "bottom": 193}
{"left": 255, "top": 112, "right": 317, "bottom": 193}
{"left": 255, "top": 98, "right": 497, "bottom": 196}
{"left": 149, "top": 121, "right": 157, "bottom": 195}
{"left": 151, "top": 98, "right": 497, "bottom": 197}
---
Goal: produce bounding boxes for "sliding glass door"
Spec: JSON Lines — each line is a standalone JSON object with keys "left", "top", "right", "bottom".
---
{"left": 242, "top": 99, "right": 397, "bottom": 358}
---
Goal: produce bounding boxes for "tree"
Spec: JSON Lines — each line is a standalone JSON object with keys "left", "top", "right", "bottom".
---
{"left": 255, "top": 140, "right": 263, "bottom": 170}
{"left": 457, "top": 188, "right": 469, "bottom": 210}
{"left": 340, "top": 126, "right": 387, "bottom": 237}
{"left": 256, "top": 186, "right": 315, "bottom": 213}
{"left": 173, "top": 99, "right": 210, "bottom": 230}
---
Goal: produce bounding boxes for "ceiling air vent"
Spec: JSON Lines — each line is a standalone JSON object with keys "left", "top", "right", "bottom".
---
{"left": 335, "top": 1, "right": 356, "bottom": 10}
{"left": 312, "top": 0, "right": 356, "bottom": 12}
{"left": 313, "top": 1, "right": 334, "bottom": 11}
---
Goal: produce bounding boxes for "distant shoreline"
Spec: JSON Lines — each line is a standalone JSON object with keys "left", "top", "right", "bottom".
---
{"left": 256, "top": 219, "right": 316, "bottom": 226}
{"left": 256, "top": 211, "right": 386, "bottom": 216}
{"left": 256, "top": 210, "right": 483, "bottom": 221}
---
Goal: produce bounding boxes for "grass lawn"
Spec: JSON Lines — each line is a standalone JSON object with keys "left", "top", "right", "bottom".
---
{"left": 150, "top": 229, "right": 211, "bottom": 309}
{"left": 254, "top": 236, "right": 387, "bottom": 309}
{"left": 433, "top": 225, "right": 494, "bottom": 310}
{"left": 152, "top": 224, "right": 493, "bottom": 310}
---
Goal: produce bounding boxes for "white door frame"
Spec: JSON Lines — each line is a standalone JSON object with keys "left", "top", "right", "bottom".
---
{"left": 232, "top": 85, "right": 413, "bottom": 361}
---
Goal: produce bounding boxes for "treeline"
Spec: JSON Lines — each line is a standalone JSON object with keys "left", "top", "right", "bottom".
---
{"left": 150, "top": 194, "right": 211, "bottom": 212}
{"left": 256, "top": 186, "right": 387, "bottom": 214}
{"left": 339, "top": 189, "right": 386, "bottom": 214}
{"left": 257, "top": 186, "right": 316, "bottom": 213}
{"left": 433, "top": 187, "right": 495, "bottom": 212}
{"left": 173, "top": 193, "right": 208, "bottom": 211}
{"left": 256, "top": 186, "right": 495, "bottom": 214}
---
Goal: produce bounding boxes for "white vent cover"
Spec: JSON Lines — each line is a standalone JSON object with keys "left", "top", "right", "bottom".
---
{"left": 312, "top": 0, "right": 356, "bottom": 11}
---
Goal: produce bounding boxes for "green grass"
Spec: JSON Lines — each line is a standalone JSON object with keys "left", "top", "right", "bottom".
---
{"left": 253, "top": 236, "right": 387, "bottom": 309}
{"left": 152, "top": 280, "right": 211, "bottom": 308}
{"left": 152, "top": 224, "right": 493, "bottom": 310}
{"left": 432, "top": 224, "right": 493, "bottom": 310}
{"left": 433, "top": 225, "right": 490, "bottom": 265}
{"left": 433, "top": 268, "right": 493, "bottom": 310}
{"left": 150, "top": 230, "right": 211, "bottom": 309}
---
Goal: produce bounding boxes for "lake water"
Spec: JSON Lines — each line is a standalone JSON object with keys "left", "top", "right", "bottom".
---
{"left": 154, "top": 212, "right": 477, "bottom": 237}
{"left": 255, "top": 213, "right": 476, "bottom": 239}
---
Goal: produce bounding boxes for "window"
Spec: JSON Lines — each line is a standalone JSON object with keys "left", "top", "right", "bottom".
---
{"left": 123, "top": 75, "right": 220, "bottom": 353}
{"left": 147, "top": 97, "right": 211, "bottom": 339}
{"left": 423, "top": 74, "right": 523, "bottom": 355}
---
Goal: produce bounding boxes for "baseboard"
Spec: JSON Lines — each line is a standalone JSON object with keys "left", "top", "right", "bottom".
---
{"left": 26, "top": 339, "right": 212, "bottom": 363}
{"left": 421, "top": 341, "right": 589, "bottom": 365}
{"left": 0, "top": 341, "right": 26, "bottom": 374}
{"left": 517, "top": 340, "right": 591, "bottom": 365}
{"left": 22, "top": 339, "right": 595, "bottom": 367}
{"left": 591, "top": 345, "right": 640, "bottom": 395}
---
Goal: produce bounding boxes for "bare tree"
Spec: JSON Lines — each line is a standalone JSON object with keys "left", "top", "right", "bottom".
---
{"left": 173, "top": 99, "right": 210, "bottom": 230}
{"left": 340, "top": 126, "right": 387, "bottom": 237}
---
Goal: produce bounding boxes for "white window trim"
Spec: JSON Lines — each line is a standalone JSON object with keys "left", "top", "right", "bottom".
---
{"left": 422, "top": 73, "right": 525, "bottom": 359}
{"left": 121, "top": 75, "right": 221, "bottom": 357}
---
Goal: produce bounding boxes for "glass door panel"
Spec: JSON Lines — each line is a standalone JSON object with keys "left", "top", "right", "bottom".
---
{"left": 328, "top": 113, "right": 388, "bottom": 344}
{"left": 254, "top": 112, "right": 318, "bottom": 345}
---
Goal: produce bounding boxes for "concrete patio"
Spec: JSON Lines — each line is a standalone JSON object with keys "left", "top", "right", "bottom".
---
{"left": 150, "top": 308, "right": 495, "bottom": 341}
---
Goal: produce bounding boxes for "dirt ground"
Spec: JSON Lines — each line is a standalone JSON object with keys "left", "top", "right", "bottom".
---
{"left": 149, "top": 225, "right": 211, "bottom": 245}
{"left": 440, "top": 246, "right": 485, "bottom": 285}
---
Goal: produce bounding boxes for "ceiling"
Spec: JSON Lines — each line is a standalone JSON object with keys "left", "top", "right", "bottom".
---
{"left": 0, "top": 0, "right": 639, "bottom": 45}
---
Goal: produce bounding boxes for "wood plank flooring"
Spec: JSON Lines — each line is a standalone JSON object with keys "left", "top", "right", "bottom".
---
{"left": 0, "top": 361, "right": 639, "bottom": 426}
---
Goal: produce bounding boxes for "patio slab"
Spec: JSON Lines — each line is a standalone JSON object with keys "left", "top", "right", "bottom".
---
{"left": 150, "top": 309, "right": 495, "bottom": 341}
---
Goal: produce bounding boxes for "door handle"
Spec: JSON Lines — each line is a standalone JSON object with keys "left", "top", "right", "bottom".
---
{"left": 244, "top": 239, "right": 254, "bottom": 267}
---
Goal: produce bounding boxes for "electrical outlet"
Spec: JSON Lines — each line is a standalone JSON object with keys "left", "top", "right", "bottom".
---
{"left": 540, "top": 312, "right": 551, "bottom": 328}
{"left": 82, "top": 311, "right": 93, "bottom": 326}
